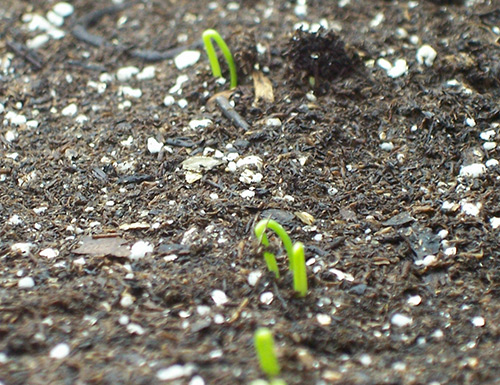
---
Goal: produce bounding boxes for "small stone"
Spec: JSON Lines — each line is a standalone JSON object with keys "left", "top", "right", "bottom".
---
{"left": 177, "top": 99, "right": 188, "bottom": 108}
{"left": 322, "top": 370, "right": 342, "bottom": 382}
{"left": 377, "top": 58, "right": 392, "bottom": 71}
{"left": 359, "top": 354, "right": 372, "bottom": 367}
{"left": 483, "top": 142, "right": 496, "bottom": 151}
{"left": 120, "top": 86, "right": 142, "bottom": 98}
{"left": 240, "top": 189, "right": 255, "bottom": 199}
{"left": 459, "top": 163, "right": 486, "bottom": 178}
{"left": 407, "top": 295, "right": 422, "bottom": 306}
{"left": 316, "top": 313, "right": 332, "bottom": 326}
{"left": 490, "top": 217, "right": 500, "bottom": 229}
{"left": 129, "top": 241, "right": 153, "bottom": 260}
{"left": 46, "top": 10, "right": 64, "bottom": 27}
{"left": 40, "top": 248, "right": 59, "bottom": 259}
{"left": 117, "top": 66, "right": 139, "bottom": 82}
{"left": 266, "top": 118, "right": 282, "bottom": 127}
{"left": 486, "top": 159, "right": 499, "bottom": 168}
{"left": 8, "top": 214, "right": 22, "bottom": 225}
{"left": 387, "top": 59, "right": 408, "bottom": 78}
{"left": 49, "top": 343, "right": 70, "bottom": 359}
{"left": 147, "top": 137, "right": 163, "bottom": 154}
{"left": 416, "top": 44, "right": 437, "bottom": 67}
{"left": 211, "top": 290, "right": 228, "bottom": 306}
{"left": 157, "top": 364, "right": 194, "bottom": 381}
{"left": 391, "top": 313, "right": 412, "bottom": 327}
{"left": 465, "top": 117, "right": 476, "bottom": 127}
{"left": 471, "top": 316, "right": 485, "bottom": 327}
{"left": 5, "top": 131, "right": 18, "bottom": 143}
{"left": 53, "top": 2, "right": 74, "bottom": 18}
{"left": 380, "top": 142, "right": 394, "bottom": 151}
{"left": 27, "top": 34, "right": 50, "bottom": 49}
{"left": 174, "top": 50, "right": 201, "bottom": 70}
{"left": 414, "top": 254, "right": 437, "bottom": 267}
{"left": 163, "top": 95, "right": 175, "bottom": 106}
{"left": 61, "top": 103, "right": 77, "bottom": 117}
{"left": 260, "top": 291, "right": 274, "bottom": 305}
{"left": 189, "top": 119, "right": 213, "bottom": 129}
{"left": 136, "top": 65, "right": 155, "bottom": 80}
{"left": 126, "top": 323, "right": 145, "bottom": 335}
{"left": 11, "top": 243, "right": 34, "bottom": 256}
{"left": 460, "top": 201, "right": 482, "bottom": 217}
{"left": 480, "top": 130, "right": 496, "bottom": 141}
{"left": 26, "top": 120, "right": 39, "bottom": 129}
{"left": 248, "top": 271, "right": 262, "bottom": 286}
{"left": 18, "top": 277, "right": 35, "bottom": 289}
{"left": 120, "top": 293, "right": 134, "bottom": 308}
{"left": 189, "top": 376, "right": 205, "bottom": 385}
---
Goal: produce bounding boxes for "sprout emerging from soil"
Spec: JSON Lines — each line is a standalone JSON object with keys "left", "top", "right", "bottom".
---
{"left": 254, "top": 219, "right": 308, "bottom": 297}
{"left": 254, "top": 328, "right": 281, "bottom": 378}
{"left": 202, "top": 29, "right": 238, "bottom": 89}
{"left": 250, "top": 380, "right": 287, "bottom": 385}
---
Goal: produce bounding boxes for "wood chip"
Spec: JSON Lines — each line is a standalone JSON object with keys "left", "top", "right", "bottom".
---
{"left": 253, "top": 71, "right": 274, "bottom": 103}
{"left": 72, "top": 236, "right": 130, "bottom": 257}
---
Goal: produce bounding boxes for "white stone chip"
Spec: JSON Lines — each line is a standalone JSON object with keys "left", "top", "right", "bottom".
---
{"left": 459, "top": 163, "right": 486, "bottom": 178}
{"left": 380, "top": 142, "right": 394, "bottom": 151}
{"left": 316, "top": 313, "right": 332, "bottom": 326}
{"left": 391, "top": 313, "right": 413, "bottom": 327}
{"left": 147, "top": 137, "right": 163, "bottom": 154}
{"left": 465, "top": 117, "right": 476, "bottom": 127}
{"left": 211, "top": 290, "right": 229, "bottom": 306}
{"left": 416, "top": 44, "right": 437, "bottom": 67}
{"left": 26, "top": 120, "right": 39, "bottom": 129}
{"left": 490, "top": 217, "right": 500, "bottom": 229}
{"left": 120, "top": 86, "right": 142, "bottom": 98}
{"left": 236, "top": 155, "right": 263, "bottom": 169}
{"left": 460, "top": 201, "right": 482, "bottom": 217}
{"left": 189, "top": 376, "right": 205, "bottom": 385}
{"left": 47, "top": 10, "right": 64, "bottom": 27}
{"left": 120, "top": 294, "right": 134, "bottom": 308}
{"left": 49, "top": 343, "right": 70, "bottom": 359}
{"left": 5, "top": 130, "right": 18, "bottom": 143}
{"left": 163, "top": 95, "right": 175, "bottom": 106}
{"left": 376, "top": 58, "right": 392, "bottom": 71}
{"left": 117, "top": 66, "right": 139, "bottom": 82}
{"left": 483, "top": 142, "right": 496, "bottom": 151}
{"left": 407, "top": 295, "right": 422, "bottom": 306}
{"left": 0, "top": 103, "right": 4, "bottom": 114}
{"left": 471, "top": 316, "right": 485, "bottom": 327}
{"left": 136, "top": 66, "right": 156, "bottom": 80}
{"left": 129, "top": 241, "right": 153, "bottom": 260}
{"left": 8, "top": 214, "right": 22, "bottom": 225}
{"left": 174, "top": 50, "right": 201, "bottom": 70}
{"left": 240, "top": 189, "right": 255, "bottom": 199}
{"left": 387, "top": 59, "right": 408, "bottom": 78}
{"left": 11, "top": 243, "right": 34, "bottom": 256}
{"left": 480, "top": 130, "right": 496, "bottom": 141}
{"left": 61, "top": 103, "right": 77, "bottom": 117}
{"left": 27, "top": 34, "right": 50, "bottom": 49}
{"left": 27, "top": 14, "right": 52, "bottom": 32}
{"left": 53, "top": 2, "right": 74, "bottom": 18}
{"left": 189, "top": 119, "right": 213, "bottom": 129}
{"left": 266, "top": 118, "right": 282, "bottom": 127}
{"left": 18, "top": 277, "right": 35, "bottom": 289}
{"left": 169, "top": 75, "right": 189, "bottom": 94}
{"left": 47, "top": 28, "right": 65, "bottom": 40}
{"left": 40, "top": 248, "right": 59, "bottom": 259}
{"left": 126, "top": 323, "right": 145, "bottom": 335}
{"left": 414, "top": 254, "right": 437, "bottom": 267}
{"left": 5, "top": 111, "right": 27, "bottom": 126}
{"left": 260, "top": 291, "right": 274, "bottom": 305}
{"left": 486, "top": 159, "right": 499, "bottom": 168}
{"left": 248, "top": 270, "right": 262, "bottom": 286}
{"left": 177, "top": 99, "right": 188, "bottom": 108}
{"left": 157, "top": 364, "right": 195, "bottom": 381}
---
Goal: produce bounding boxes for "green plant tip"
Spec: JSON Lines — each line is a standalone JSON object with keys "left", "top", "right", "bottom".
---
{"left": 254, "top": 328, "right": 280, "bottom": 377}
{"left": 202, "top": 29, "right": 238, "bottom": 89}
{"left": 254, "top": 219, "right": 295, "bottom": 271}
{"left": 249, "top": 380, "right": 287, "bottom": 385}
{"left": 292, "top": 242, "right": 308, "bottom": 297}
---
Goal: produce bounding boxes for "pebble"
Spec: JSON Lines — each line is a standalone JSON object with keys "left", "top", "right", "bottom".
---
{"left": 8, "top": 214, "right": 22, "bottom": 225}
{"left": 239, "top": 169, "right": 263, "bottom": 184}
{"left": 460, "top": 201, "right": 481, "bottom": 217}
{"left": 380, "top": 142, "right": 394, "bottom": 151}
{"left": 174, "top": 50, "right": 201, "bottom": 70}
{"left": 189, "top": 376, "right": 205, "bottom": 385}
{"left": 169, "top": 74, "right": 189, "bottom": 94}
{"left": 407, "top": 295, "right": 422, "bottom": 306}
{"left": 27, "top": 14, "right": 53, "bottom": 32}
{"left": 483, "top": 142, "right": 496, "bottom": 151}
{"left": 18, "top": 276, "right": 35, "bottom": 289}
{"left": 53, "top": 2, "right": 74, "bottom": 18}
{"left": 416, "top": 44, "right": 437, "bottom": 67}
{"left": 47, "top": 28, "right": 65, "bottom": 40}
{"left": 129, "top": 241, "right": 153, "bottom": 260}
{"left": 414, "top": 254, "right": 437, "bottom": 267}
{"left": 248, "top": 270, "right": 262, "bottom": 286}
{"left": 39, "top": 248, "right": 59, "bottom": 259}
{"left": 49, "top": 343, "right": 70, "bottom": 359}
{"left": 5, "top": 111, "right": 27, "bottom": 125}
{"left": 211, "top": 290, "right": 228, "bottom": 306}
{"left": 116, "top": 66, "right": 139, "bottom": 82}
{"left": 120, "top": 86, "right": 142, "bottom": 98}
{"left": 157, "top": 364, "right": 194, "bottom": 381}
{"left": 46, "top": 10, "right": 64, "bottom": 27}
{"left": 120, "top": 293, "right": 134, "bottom": 308}
{"left": 189, "top": 119, "right": 213, "bottom": 129}
{"left": 236, "top": 155, "right": 263, "bottom": 169}
{"left": 126, "top": 323, "right": 145, "bottom": 335}
{"left": 163, "top": 95, "right": 175, "bottom": 106}
{"left": 391, "top": 313, "right": 413, "bottom": 327}
{"left": 316, "top": 313, "right": 332, "bottom": 326}
{"left": 266, "top": 118, "right": 282, "bottom": 127}
{"left": 26, "top": 120, "right": 39, "bottom": 129}
{"left": 5, "top": 130, "right": 17, "bottom": 143}
{"left": 459, "top": 163, "right": 486, "bottom": 178}
{"left": 0, "top": 102, "right": 4, "bottom": 114}
{"left": 387, "top": 59, "right": 408, "bottom": 78}
{"left": 480, "top": 130, "right": 496, "bottom": 141}
{"left": 240, "top": 189, "right": 255, "bottom": 199}
{"left": 136, "top": 65, "right": 156, "bottom": 80}
{"left": 61, "top": 103, "right": 77, "bottom": 117}
{"left": 260, "top": 292, "right": 274, "bottom": 305}
{"left": 147, "top": 137, "right": 163, "bottom": 154}
{"left": 294, "top": 0, "right": 307, "bottom": 17}
{"left": 177, "top": 99, "right": 188, "bottom": 108}
{"left": 11, "top": 242, "right": 34, "bottom": 256}
{"left": 27, "top": 34, "right": 50, "bottom": 49}
{"left": 485, "top": 159, "right": 499, "bottom": 168}
{"left": 471, "top": 316, "right": 485, "bottom": 327}
{"left": 465, "top": 117, "right": 476, "bottom": 127}
{"left": 490, "top": 217, "right": 500, "bottom": 229}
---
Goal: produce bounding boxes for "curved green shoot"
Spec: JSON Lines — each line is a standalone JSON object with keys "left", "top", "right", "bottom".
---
{"left": 202, "top": 29, "right": 237, "bottom": 89}
{"left": 254, "top": 219, "right": 295, "bottom": 271}
{"left": 292, "top": 242, "right": 308, "bottom": 297}
{"left": 254, "top": 328, "right": 280, "bottom": 378}
{"left": 263, "top": 251, "right": 280, "bottom": 278}
{"left": 250, "top": 380, "right": 287, "bottom": 385}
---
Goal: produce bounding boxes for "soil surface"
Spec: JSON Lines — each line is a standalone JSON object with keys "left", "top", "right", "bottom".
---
{"left": 1, "top": 0, "right": 499, "bottom": 384}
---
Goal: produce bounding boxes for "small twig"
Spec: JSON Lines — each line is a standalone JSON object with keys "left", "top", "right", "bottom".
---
{"left": 6, "top": 40, "right": 43, "bottom": 70}
{"left": 215, "top": 95, "right": 250, "bottom": 131}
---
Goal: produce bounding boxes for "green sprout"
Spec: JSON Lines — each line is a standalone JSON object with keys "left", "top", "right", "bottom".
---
{"left": 254, "top": 219, "right": 308, "bottom": 297}
{"left": 250, "top": 380, "right": 287, "bottom": 385}
{"left": 254, "top": 328, "right": 280, "bottom": 378}
{"left": 202, "top": 29, "right": 237, "bottom": 89}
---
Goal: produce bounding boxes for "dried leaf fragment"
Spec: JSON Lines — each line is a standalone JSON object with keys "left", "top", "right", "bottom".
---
{"left": 253, "top": 71, "right": 274, "bottom": 103}
{"left": 295, "top": 211, "right": 315, "bottom": 225}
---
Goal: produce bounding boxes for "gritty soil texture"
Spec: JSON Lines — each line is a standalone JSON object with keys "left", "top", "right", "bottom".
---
{"left": 1, "top": 0, "right": 500, "bottom": 384}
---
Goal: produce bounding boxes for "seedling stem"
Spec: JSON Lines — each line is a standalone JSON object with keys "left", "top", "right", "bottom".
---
{"left": 202, "top": 29, "right": 237, "bottom": 89}
{"left": 254, "top": 328, "right": 280, "bottom": 378}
